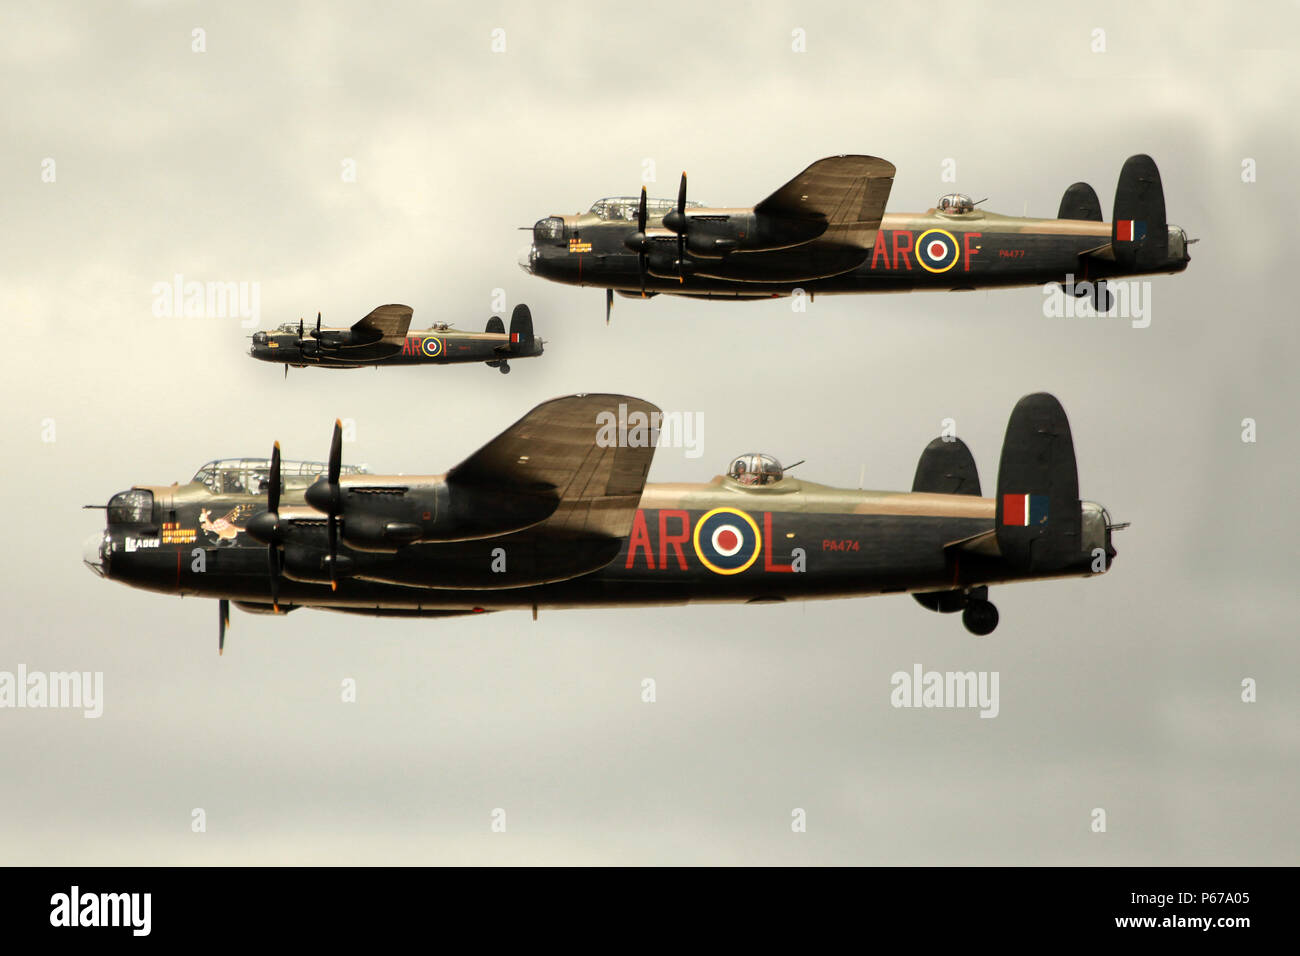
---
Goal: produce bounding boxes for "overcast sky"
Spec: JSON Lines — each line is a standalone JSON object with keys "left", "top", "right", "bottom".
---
{"left": 1, "top": 0, "right": 1296, "bottom": 864}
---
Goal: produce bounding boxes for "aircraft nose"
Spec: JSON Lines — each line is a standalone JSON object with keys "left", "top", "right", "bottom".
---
{"left": 517, "top": 244, "right": 536, "bottom": 275}
{"left": 82, "top": 532, "right": 109, "bottom": 578}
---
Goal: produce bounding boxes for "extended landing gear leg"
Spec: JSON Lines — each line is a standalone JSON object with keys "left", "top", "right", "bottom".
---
{"left": 962, "top": 598, "right": 999, "bottom": 636}
{"left": 1091, "top": 279, "right": 1113, "bottom": 314}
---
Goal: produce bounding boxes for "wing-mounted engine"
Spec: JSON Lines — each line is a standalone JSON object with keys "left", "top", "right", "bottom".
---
{"left": 246, "top": 395, "right": 662, "bottom": 593}
{"left": 645, "top": 155, "right": 896, "bottom": 283}
{"left": 305, "top": 304, "right": 413, "bottom": 357}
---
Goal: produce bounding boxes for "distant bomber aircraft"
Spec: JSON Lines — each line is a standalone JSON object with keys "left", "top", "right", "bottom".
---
{"left": 250, "top": 303, "right": 542, "bottom": 374}
{"left": 520, "top": 154, "right": 1190, "bottom": 320}
{"left": 85, "top": 392, "right": 1125, "bottom": 652}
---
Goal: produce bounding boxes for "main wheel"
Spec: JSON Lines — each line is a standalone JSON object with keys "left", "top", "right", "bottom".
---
{"left": 1091, "top": 281, "right": 1113, "bottom": 314}
{"left": 962, "top": 599, "right": 999, "bottom": 636}
{"left": 499, "top": 362, "right": 511, "bottom": 374}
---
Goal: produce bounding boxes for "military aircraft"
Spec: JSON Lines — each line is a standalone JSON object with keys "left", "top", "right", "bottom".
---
{"left": 249, "top": 303, "right": 542, "bottom": 374}
{"left": 520, "top": 154, "right": 1190, "bottom": 319}
{"left": 84, "top": 393, "right": 1123, "bottom": 652}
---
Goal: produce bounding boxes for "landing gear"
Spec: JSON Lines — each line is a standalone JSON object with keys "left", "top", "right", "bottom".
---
{"left": 1068, "top": 277, "right": 1113, "bottom": 314}
{"left": 498, "top": 360, "right": 510, "bottom": 375}
{"left": 1091, "top": 280, "right": 1113, "bottom": 314}
{"left": 962, "top": 599, "right": 999, "bottom": 636}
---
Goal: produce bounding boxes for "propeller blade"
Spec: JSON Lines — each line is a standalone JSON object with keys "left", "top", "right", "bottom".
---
{"left": 327, "top": 419, "right": 342, "bottom": 591}
{"left": 605, "top": 287, "right": 613, "bottom": 325}
{"left": 328, "top": 419, "right": 342, "bottom": 486}
{"left": 676, "top": 172, "right": 687, "bottom": 283}
{"left": 268, "top": 441, "right": 282, "bottom": 611}
{"left": 218, "top": 599, "right": 229, "bottom": 655}
{"left": 639, "top": 187, "right": 651, "bottom": 295}
{"left": 268, "top": 442, "right": 281, "bottom": 514}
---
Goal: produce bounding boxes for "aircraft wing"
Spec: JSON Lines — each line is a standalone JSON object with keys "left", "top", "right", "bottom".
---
{"left": 351, "top": 303, "right": 414, "bottom": 344}
{"left": 447, "top": 393, "right": 660, "bottom": 539}
{"left": 754, "top": 154, "right": 896, "bottom": 251}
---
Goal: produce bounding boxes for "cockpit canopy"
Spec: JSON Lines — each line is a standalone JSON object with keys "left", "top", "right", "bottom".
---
{"left": 533, "top": 216, "right": 564, "bottom": 241}
{"left": 727, "top": 452, "right": 785, "bottom": 486}
{"left": 190, "top": 458, "right": 369, "bottom": 495}
{"left": 588, "top": 196, "right": 703, "bottom": 222}
{"left": 108, "top": 489, "right": 154, "bottom": 525}
{"left": 937, "top": 193, "right": 975, "bottom": 214}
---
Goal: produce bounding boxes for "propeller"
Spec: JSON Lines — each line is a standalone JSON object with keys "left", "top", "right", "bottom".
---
{"left": 621, "top": 187, "right": 650, "bottom": 297}
{"left": 325, "top": 420, "right": 342, "bottom": 590}
{"left": 218, "top": 599, "right": 229, "bottom": 655}
{"left": 662, "top": 171, "right": 689, "bottom": 282}
{"left": 302, "top": 419, "right": 346, "bottom": 592}
{"left": 283, "top": 317, "right": 303, "bottom": 376}
{"left": 605, "top": 287, "right": 613, "bottom": 325}
{"left": 245, "top": 441, "right": 287, "bottom": 611}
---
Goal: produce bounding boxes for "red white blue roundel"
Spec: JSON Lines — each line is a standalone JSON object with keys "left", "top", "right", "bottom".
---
{"left": 421, "top": 337, "right": 444, "bottom": 358}
{"left": 692, "top": 507, "right": 761, "bottom": 575}
{"left": 915, "top": 228, "right": 960, "bottom": 273}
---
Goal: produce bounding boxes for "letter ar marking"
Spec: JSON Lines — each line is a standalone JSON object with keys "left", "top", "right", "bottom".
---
{"left": 893, "top": 230, "right": 914, "bottom": 271}
{"left": 658, "top": 510, "right": 690, "bottom": 571}
{"left": 870, "top": 230, "right": 892, "bottom": 270}
{"left": 625, "top": 510, "right": 656, "bottom": 569}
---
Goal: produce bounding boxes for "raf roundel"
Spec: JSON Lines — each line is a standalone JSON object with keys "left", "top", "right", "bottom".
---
{"left": 421, "top": 337, "right": 444, "bottom": 358}
{"left": 915, "top": 228, "right": 960, "bottom": 273}
{"left": 692, "top": 507, "right": 762, "bottom": 575}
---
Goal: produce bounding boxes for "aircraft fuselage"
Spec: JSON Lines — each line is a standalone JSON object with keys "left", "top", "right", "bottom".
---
{"left": 523, "top": 209, "right": 1190, "bottom": 298}
{"left": 87, "top": 476, "right": 1113, "bottom": 615}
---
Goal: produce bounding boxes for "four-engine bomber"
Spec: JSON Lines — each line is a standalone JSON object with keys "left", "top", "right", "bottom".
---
{"left": 85, "top": 393, "right": 1122, "bottom": 652}
{"left": 522, "top": 153, "right": 1189, "bottom": 319}
{"left": 250, "top": 303, "right": 542, "bottom": 374}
